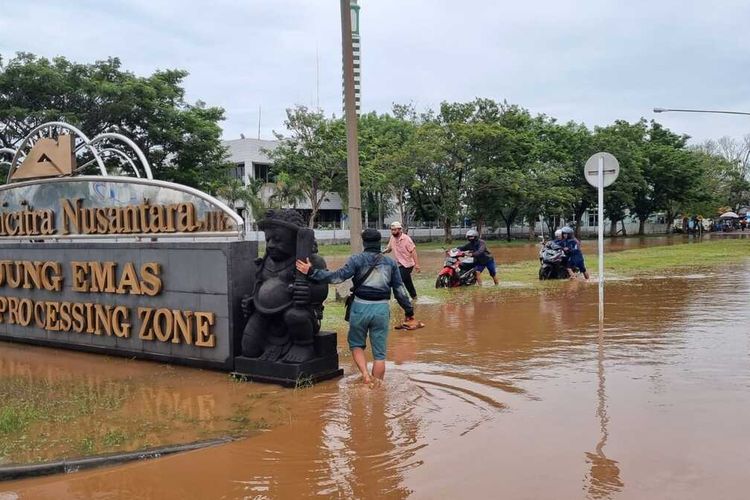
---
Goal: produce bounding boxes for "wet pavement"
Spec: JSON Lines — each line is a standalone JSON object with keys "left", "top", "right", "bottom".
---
{"left": 2, "top": 239, "right": 750, "bottom": 498}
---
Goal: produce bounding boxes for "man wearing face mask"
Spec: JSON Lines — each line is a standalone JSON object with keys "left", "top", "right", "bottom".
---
{"left": 296, "top": 229, "right": 421, "bottom": 384}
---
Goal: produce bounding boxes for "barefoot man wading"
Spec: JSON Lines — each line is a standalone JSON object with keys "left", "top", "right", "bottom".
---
{"left": 296, "top": 229, "right": 419, "bottom": 384}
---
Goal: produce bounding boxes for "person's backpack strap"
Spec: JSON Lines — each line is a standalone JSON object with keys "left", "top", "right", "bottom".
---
{"left": 351, "top": 254, "right": 383, "bottom": 295}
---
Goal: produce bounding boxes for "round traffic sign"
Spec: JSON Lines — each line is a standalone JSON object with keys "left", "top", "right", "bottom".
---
{"left": 584, "top": 152, "right": 620, "bottom": 188}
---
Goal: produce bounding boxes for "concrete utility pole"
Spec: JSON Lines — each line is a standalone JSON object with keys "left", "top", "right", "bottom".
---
{"left": 340, "top": 0, "right": 362, "bottom": 252}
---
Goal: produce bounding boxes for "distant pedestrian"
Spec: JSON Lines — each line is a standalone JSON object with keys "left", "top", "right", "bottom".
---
{"left": 384, "top": 221, "right": 420, "bottom": 300}
{"left": 296, "top": 228, "right": 420, "bottom": 385}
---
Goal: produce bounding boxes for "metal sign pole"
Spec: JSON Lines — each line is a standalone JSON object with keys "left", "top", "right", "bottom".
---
{"left": 598, "top": 156, "right": 605, "bottom": 323}
{"left": 584, "top": 151, "right": 619, "bottom": 324}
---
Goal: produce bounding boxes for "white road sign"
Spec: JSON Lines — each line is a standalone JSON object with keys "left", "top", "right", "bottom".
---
{"left": 584, "top": 152, "right": 620, "bottom": 188}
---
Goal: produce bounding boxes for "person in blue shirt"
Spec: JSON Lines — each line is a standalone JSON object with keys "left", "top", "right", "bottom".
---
{"left": 458, "top": 229, "right": 499, "bottom": 285}
{"left": 296, "top": 228, "right": 417, "bottom": 384}
{"left": 561, "top": 226, "right": 590, "bottom": 280}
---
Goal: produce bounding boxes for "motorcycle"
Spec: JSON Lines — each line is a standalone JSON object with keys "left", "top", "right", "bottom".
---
{"left": 538, "top": 239, "right": 572, "bottom": 280}
{"left": 435, "top": 248, "right": 477, "bottom": 288}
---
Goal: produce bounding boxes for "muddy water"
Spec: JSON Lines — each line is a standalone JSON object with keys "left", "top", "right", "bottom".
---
{"left": 0, "top": 345, "right": 294, "bottom": 464}
{"left": 3, "top": 256, "right": 750, "bottom": 499}
{"left": 327, "top": 235, "right": 693, "bottom": 271}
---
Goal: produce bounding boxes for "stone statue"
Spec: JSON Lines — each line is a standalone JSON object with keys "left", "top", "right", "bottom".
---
{"left": 241, "top": 209, "right": 328, "bottom": 363}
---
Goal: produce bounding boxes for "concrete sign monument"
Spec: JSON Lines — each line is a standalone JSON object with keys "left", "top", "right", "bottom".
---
{"left": 0, "top": 122, "right": 342, "bottom": 386}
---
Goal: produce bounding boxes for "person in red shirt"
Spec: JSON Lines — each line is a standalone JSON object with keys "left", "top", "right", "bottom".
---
{"left": 384, "top": 221, "right": 420, "bottom": 300}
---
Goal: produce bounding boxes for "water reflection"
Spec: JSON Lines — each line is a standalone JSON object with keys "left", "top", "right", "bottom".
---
{"left": 0, "top": 345, "right": 283, "bottom": 464}
{"left": 316, "top": 379, "right": 420, "bottom": 498}
{"left": 3, "top": 260, "right": 750, "bottom": 499}
{"left": 584, "top": 323, "right": 623, "bottom": 499}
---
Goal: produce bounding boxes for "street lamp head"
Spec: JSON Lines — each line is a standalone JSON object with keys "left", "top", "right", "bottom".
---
{"left": 653, "top": 108, "right": 666, "bottom": 113}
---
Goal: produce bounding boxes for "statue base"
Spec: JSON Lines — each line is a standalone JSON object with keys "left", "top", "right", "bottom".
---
{"left": 232, "top": 331, "right": 344, "bottom": 387}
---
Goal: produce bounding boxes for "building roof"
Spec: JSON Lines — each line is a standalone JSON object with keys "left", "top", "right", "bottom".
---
{"left": 222, "top": 137, "right": 280, "bottom": 164}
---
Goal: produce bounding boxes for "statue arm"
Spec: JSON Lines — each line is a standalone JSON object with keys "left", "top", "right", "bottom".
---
{"left": 308, "top": 254, "right": 329, "bottom": 303}
{"left": 241, "top": 259, "right": 263, "bottom": 316}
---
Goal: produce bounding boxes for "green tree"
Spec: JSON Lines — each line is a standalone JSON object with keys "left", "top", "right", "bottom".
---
{"left": 0, "top": 53, "right": 230, "bottom": 191}
{"left": 216, "top": 178, "right": 266, "bottom": 223}
{"left": 267, "top": 171, "right": 306, "bottom": 209}
{"left": 696, "top": 137, "right": 750, "bottom": 211}
{"left": 532, "top": 120, "right": 595, "bottom": 237}
{"left": 463, "top": 121, "right": 536, "bottom": 240}
{"left": 358, "top": 111, "right": 416, "bottom": 228}
{"left": 407, "top": 102, "right": 478, "bottom": 242}
{"left": 369, "top": 105, "right": 426, "bottom": 228}
{"left": 266, "top": 106, "right": 347, "bottom": 228}
{"left": 592, "top": 120, "right": 648, "bottom": 236}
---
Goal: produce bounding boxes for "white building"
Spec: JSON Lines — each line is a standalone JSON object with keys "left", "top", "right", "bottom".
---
{"left": 222, "top": 137, "right": 345, "bottom": 228}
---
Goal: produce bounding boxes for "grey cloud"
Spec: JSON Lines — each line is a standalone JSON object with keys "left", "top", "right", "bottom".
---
{"left": 1, "top": 0, "right": 749, "bottom": 143}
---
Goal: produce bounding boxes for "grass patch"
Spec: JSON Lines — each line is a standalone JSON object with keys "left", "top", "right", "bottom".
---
{"left": 0, "top": 407, "right": 32, "bottom": 435}
{"left": 0, "top": 376, "right": 130, "bottom": 462}
{"left": 294, "top": 375, "right": 314, "bottom": 390}
{"left": 102, "top": 429, "right": 127, "bottom": 448}
{"left": 227, "top": 405, "right": 272, "bottom": 436}
{"left": 78, "top": 437, "right": 95, "bottom": 455}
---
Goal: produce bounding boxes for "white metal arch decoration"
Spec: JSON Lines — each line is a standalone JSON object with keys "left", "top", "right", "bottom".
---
{"left": 7, "top": 121, "right": 106, "bottom": 182}
{"left": 88, "top": 132, "right": 153, "bottom": 179}
{"left": 0, "top": 148, "right": 15, "bottom": 162}
{"left": 98, "top": 148, "right": 141, "bottom": 178}
{"left": 4, "top": 121, "right": 153, "bottom": 183}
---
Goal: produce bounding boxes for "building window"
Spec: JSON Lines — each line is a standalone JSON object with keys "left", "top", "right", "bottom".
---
{"left": 588, "top": 213, "right": 598, "bottom": 227}
{"left": 233, "top": 162, "right": 245, "bottom": 181}
{"left": 253, "top": 163, "right": 275, "bottom": 183}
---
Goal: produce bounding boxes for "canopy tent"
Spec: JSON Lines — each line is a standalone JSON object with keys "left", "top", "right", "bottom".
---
{"left": 719, "top": 211, "right": 740, "bottom": 219}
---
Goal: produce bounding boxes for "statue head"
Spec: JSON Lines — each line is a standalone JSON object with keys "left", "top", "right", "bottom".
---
{"left": 258, "top": 209, "right": 305, "bottom": 261}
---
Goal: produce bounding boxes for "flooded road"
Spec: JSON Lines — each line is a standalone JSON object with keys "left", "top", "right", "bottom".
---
{"left": 327, "top": 234, "right": 697, "bottom": 271}
{"left": 2, "top": 241, "right": 750, "bottom": 498}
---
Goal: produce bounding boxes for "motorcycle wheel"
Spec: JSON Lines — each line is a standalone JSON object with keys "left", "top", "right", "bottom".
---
{"left": 435, "top": 274, "right": 452, "bottom": 289}
{"left": 555, "top": 266, "right": 569, "bottom": 280}
{"left": 464, "top": 272, "right": 477, "bottom": 286}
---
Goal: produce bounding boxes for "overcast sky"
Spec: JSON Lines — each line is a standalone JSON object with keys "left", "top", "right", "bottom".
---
{"left": 2, "top": 0, "right": 750, "bottom": 144}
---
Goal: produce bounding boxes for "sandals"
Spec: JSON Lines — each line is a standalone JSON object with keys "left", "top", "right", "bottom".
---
{"left": 395, "top": 320, "right": 426, "bottom": 330}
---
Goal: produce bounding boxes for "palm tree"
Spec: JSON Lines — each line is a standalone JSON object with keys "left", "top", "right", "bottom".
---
{"left": 268, "top": 171, "right": 305, "bottom": 209}
{"left": 217, "top": 178, "right": 266, "bottom": 227}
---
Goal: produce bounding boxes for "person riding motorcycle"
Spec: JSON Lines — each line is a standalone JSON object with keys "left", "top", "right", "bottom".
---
{"left": 458, "top": 229, "right": 499, "bottom": 286}
{"left": 561, "top": 226, "right": 590, "bottom": 280}
{"left": 538, "top": 229, "right": 569, "bottom": 280}
{"left": 553, "top": 229, "right": 564, "bottom": 246}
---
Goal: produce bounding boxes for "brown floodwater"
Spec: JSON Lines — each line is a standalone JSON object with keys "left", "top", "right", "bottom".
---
{"left": 3, "top": 239, "right": 750, "bottom": 498}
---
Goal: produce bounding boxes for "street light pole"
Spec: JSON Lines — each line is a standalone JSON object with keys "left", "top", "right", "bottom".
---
{"left": 340, "top": 0, "right": 362, "bottom": 252}
{"left": 653, "top": 107, "right": 750, "bottom": 117}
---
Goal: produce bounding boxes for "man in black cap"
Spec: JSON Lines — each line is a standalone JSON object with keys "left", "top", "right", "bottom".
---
{"left": 296, "top": 228, "right": 418, "bottom": 384}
